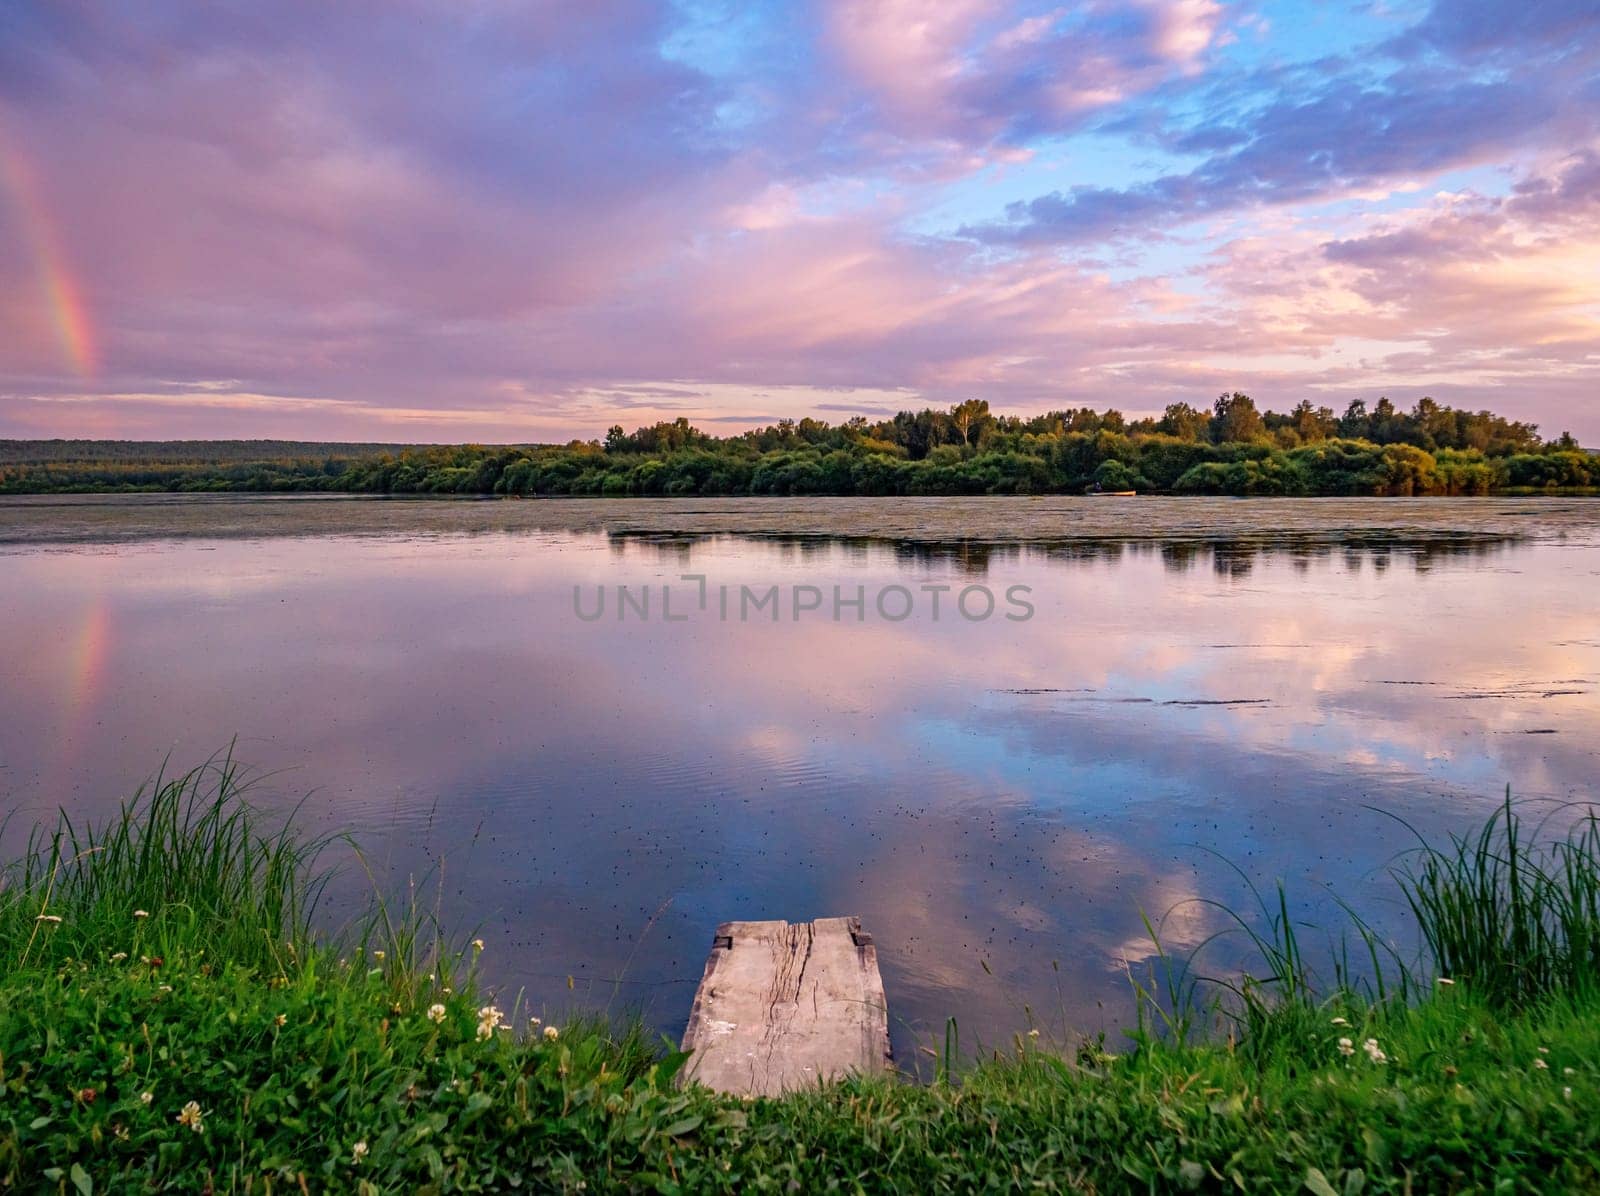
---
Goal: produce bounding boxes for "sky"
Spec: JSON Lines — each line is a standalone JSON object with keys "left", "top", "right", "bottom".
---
{"left": 0, "top": 0, "right": 1596, "bottom": 444}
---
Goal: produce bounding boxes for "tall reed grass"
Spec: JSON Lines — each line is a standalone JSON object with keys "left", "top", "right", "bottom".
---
{"left": 1398, "top": 788, "right": 1600, "bottom": 1009}
{"left": 1130, "top": 789, "right": 1600, "bottom": 1057}
{"left": 0, "top": 754, "right": 331, "bottom": 974}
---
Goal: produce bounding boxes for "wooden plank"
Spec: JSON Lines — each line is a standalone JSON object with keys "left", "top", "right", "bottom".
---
{"left": 679, "top": 915, "right": 891, "bottom": 1096}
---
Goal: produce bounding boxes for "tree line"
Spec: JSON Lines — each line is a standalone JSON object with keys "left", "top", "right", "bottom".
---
{"left": 3, "top": 394, "right": 1595, "bottom": 497}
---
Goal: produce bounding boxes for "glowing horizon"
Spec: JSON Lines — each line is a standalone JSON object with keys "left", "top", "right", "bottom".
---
{"left": 0, "top": 1, "right": 1595, "bottom": 442}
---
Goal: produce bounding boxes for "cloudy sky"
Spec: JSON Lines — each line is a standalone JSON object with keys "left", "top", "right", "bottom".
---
{"left": 1, "top": 0, "right": 1596, "bottom": 442}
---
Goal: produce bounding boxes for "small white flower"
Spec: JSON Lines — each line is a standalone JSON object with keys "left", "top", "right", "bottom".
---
{"left": 352, "top": 1140, "right": 369, "bottom": 1164}
{"left": 158, "top": 984, "right": 173, "bottom": 993}
{"left": 1564, "top": 1067, "right": 1576, "bottom": 1077}
{"left": 1435, "top": 977, "right": 1455, "bottom": 987}
{"left": 371, "top": 950, "right": 385, "bottom": 961}
{"left": 1363, "top": 1038, "right": 1387, "bottom": 1064}
{"left": 442, "top": 985, "right": 452, "bottom": 994}
{"left": 1330, "top": 1017, "right": 1349, "bottom": 1027}
{"left": 1027, "top": 1028, "right": 1040, "bottom": 1038}
{"left": 133, "top": 910, "right": 149, "bottom": 919}
{"left": 1564, "top": 1086, "right": 1573, "bottom": 1099}
{"left": 543, "top": 1025, "right": 559, "bottom": 1042}
{"left": 476, "top": 1004, "right": 504, "bottom": 1041}
{"left": 1538, "top": 1046, "right": 1550, "bottom": 1055}
{"left": 110, "top": 951, "right": 128, "bottom": 962}
{"left": 139, "top": 1091, "right": 153, "bottom": 1105}
{"left": 428, "top": 1003, "right": 447, "bottom": 1024}
{"left": 176, "top": 1101, "right": 204, "bottom": 1132}
{"left": 1534, "top": 1058, "right": 1549, "bottom": 1070}
{"left": 274, "top": 1013, "right": 287, "bottom": 1028}
{"left": 35, "top": 914, "right": 62, "bottom": 924}
{"left": 471, "top": 938, "right": 485, "bottom": 952}
{"left": 1337, "top": 1037, "right": 1355, "bottom": 1057}
{"left": 529, "top": 1015, "right": 542, "bottom": 1028}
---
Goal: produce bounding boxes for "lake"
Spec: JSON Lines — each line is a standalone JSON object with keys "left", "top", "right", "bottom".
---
{"left": 3, "top": 494, "right": 1598, "bottom": 1060}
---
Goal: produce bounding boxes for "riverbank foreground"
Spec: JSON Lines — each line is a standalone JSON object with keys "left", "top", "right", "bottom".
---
{"left": 2, "top": 763, "right": 1598, "bottom": 1192}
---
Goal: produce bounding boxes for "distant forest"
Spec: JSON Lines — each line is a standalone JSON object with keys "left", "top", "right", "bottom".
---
{"left": 4, "top": 395, "right": 1597, "bottom": 497}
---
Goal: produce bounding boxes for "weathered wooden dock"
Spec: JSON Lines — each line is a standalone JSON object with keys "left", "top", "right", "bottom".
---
{"left": 679, "top": 916, "right": 891, "bottom": 1096}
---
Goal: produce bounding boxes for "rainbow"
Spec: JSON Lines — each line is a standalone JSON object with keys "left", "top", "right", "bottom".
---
{"left": 39, "top": 597, "right": 115, "bottom": 808}
{"left": 0, "top": 120, "right": 97, "bottom": 378}
{"left": 64, "top": 599, "right": 113, "bottom": 718}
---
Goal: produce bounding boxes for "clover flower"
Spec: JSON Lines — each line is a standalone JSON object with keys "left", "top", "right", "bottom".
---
{"left": 1363, "top": 1038, "right": 1387, "bottom": 1064}
{"left": 476, "top": 1004, "right": 504, "bottom": 1040}
{"left": 544, "top": 1025, "right": 560, "bottom": 1042}
{"left": 176, "top": 1101, "right": 204, "bottom": 1132}
{"left": 133, "top": 910, "right": 149, "bottom": 919}
{"left": 1337, "top": 1037, "right": 1354, "bottom": 1057}
{"left": 428, "top": 1003, "right": 447, "bottom": 1024}
{"left": 352, "top": 1140, "right": 369, "bottom": 1164}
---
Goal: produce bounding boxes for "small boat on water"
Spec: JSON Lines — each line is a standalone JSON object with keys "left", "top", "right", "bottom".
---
{"left": 1085, "top": 485, "right": 1137, "bottom": 496}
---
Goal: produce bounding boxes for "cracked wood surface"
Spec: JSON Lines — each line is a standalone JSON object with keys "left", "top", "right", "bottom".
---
{"left": 679, "top": 916, "right": 891, "bottom": 1096}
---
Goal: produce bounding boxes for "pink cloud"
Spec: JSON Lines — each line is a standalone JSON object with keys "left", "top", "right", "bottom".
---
{"left": 1, "top": 1, "right": 1596, "bottom": 443}
{"left": 821, "top": 0, "right": 1227, "bottom": 151}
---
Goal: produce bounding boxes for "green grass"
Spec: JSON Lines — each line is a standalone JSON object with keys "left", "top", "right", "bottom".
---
{"left": 1398, "top": 791, "right": 1600, "bottom": 1010}
{"left": 1, "top": 766, "right": 1597, "bottom": 1192}
{"left": 2, "top": 756, "right": 328, "bottom": 976}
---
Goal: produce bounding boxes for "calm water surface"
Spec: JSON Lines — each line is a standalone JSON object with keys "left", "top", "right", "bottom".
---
{"left": 3, "top": 495, "right": 1598, "bottom": 1060}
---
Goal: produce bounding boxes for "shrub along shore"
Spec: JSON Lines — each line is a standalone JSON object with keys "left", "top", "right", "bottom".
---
{"left": 2, "top": 764, "right": 1598, "bottom": 1192}
{"left": 4, "top": 394, "right": 1598, "bottom": 498}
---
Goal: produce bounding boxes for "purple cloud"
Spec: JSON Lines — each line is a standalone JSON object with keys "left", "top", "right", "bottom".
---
{"left": 0, "top": 0, "right": 1596, "bottom": 442}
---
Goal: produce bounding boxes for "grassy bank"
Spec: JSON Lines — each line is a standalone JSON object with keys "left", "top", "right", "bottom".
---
{"left": 2, "top": 767, "right": 1597, "bottom": 1192}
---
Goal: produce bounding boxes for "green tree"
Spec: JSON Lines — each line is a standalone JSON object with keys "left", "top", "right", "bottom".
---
{"left": 950, "top": 399, "right": 991, "bottom": 447}
{"left": 1291, "top": 400, "right": 1336, "bottom": 442}
{"left": 1338, "top": 399, "right": 1371, "bottom": 440}
{"left": 1158, "top": 403, "right": 1207, "bottom": 441}
{"left": 1209, "top": 393, "right": 1265, "bottom": 444}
